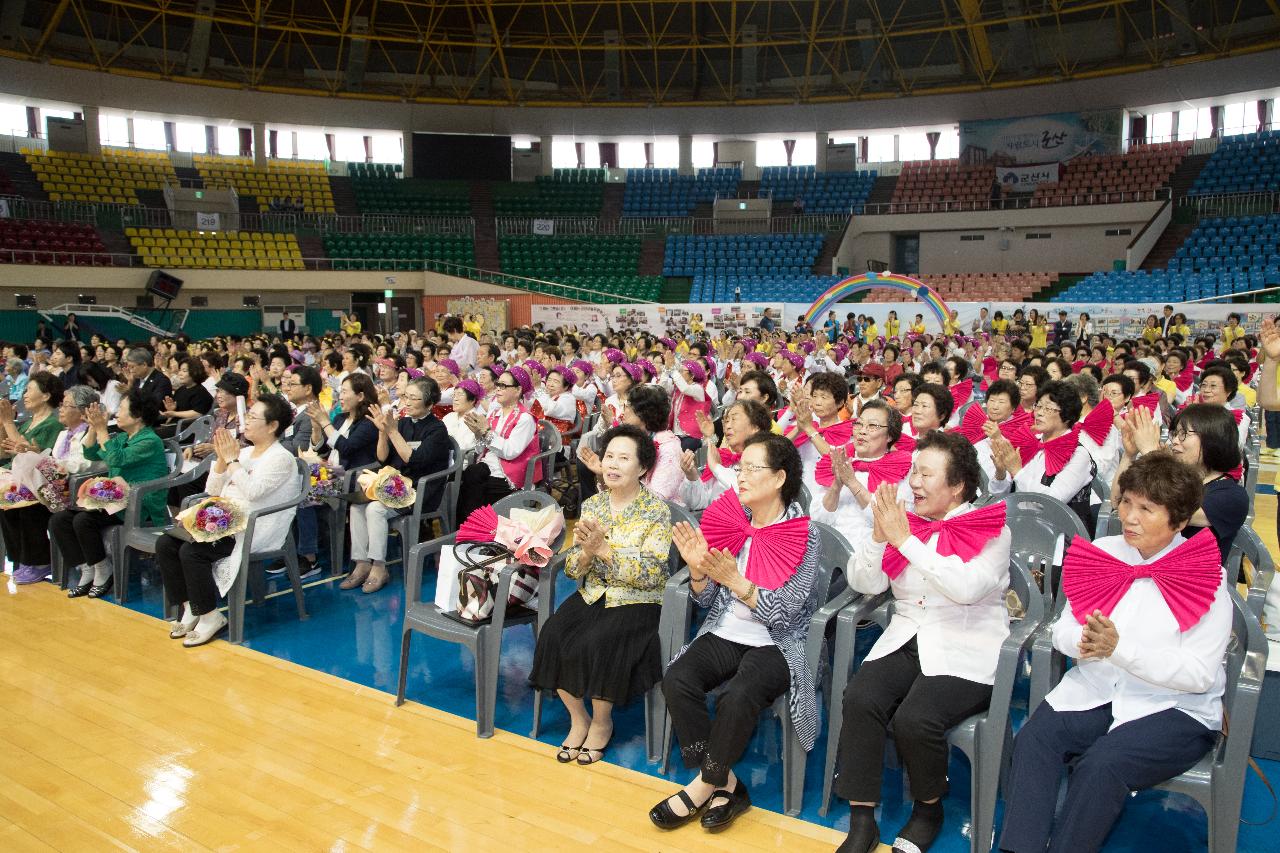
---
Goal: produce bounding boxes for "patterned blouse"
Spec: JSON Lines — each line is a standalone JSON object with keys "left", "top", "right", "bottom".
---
{"left": 566, "top": 487, "right": 672, "bottom": 608}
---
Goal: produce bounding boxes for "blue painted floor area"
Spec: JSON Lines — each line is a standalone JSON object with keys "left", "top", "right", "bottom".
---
{"left": 112, "top": 550, "right": 1279, "bottom": 853}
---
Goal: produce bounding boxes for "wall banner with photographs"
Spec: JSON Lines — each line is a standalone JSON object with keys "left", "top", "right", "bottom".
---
{"left": 531, "top": 302, "right": 783, "bottom": 336}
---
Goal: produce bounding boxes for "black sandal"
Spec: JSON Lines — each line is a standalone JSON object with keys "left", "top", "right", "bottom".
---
{"left": 576, "top": 743, "right": 609, "bottom": 765}
{"left": 649, "top": 789, "right": 710, "bottom": 830}
{"left": 556, "top": 740, "right": 586, "bottom": 763}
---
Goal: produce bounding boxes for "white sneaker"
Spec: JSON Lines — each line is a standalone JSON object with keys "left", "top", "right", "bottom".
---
{"left": 183, "top": 611, "right": 228, "bottom": 647}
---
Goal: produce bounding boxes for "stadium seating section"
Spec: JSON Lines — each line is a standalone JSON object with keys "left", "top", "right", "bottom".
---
{"left": 492, "top": 170, "right": 605, "bottom": 217}
{"left": 194, "top": 155, "right": 336, "bottom": 213}
{"left": 349, "top": 177, "right": 471, "bottom": 216}
{"left": 501, "top": 234, "right": 640, "bottom": 276}
{"left": 861, "top": 272, "right": 1058, "bottom": 303}
{"left": 324, "top": 234, "right": 475, "bottom": 271}
{"left": 891, "top": 160, "right": 994, "bottom": 208}
{"left": 523, "top": 275, "right": 663, "bottom": 302}
{"left": 1057, "top": 213, "right": 1280, "bottom": 302}
{"left": 0, "top": 219, "right": 110, "bottom": 264}
{"left": 23, "top": 147, "right": 176, "bottom": 204}
{"left": 1190, "top": 131, "right": 1280, "bottom": 196}
{"left": 758, "top": 166, "right": 877, "bottom": 214}
{"left": 622, "top": 168, "right": 741, "bottom": 217}
{"left": 1030, "top": 141, "right": 1189, "bottom": 204}
{"left": 126, "top": 227, "right": 304, "bottom": 270}
{"left": 667, "top": 233, "right": 832, "bottom": 302}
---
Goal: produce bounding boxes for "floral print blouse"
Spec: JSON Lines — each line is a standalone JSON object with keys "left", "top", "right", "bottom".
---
{"left": 566, "top": 487, "right": 671, "bottom": 607}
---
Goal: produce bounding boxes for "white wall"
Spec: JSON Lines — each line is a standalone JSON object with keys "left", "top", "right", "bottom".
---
{"left": 836, "top": 201, "right": 1163, "bottom": 275}
{"left": 4, "top": 50, "right": 1278, "bottom": 138}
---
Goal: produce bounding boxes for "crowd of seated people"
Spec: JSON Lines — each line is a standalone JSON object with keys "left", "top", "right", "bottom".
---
{"left": 2, "top": 300, "right": 1270, "bottom": 852}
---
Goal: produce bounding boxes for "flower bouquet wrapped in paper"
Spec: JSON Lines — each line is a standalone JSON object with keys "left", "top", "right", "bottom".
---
{"left": 27, "top": 455, "right": 70, "bottom": 512}
{"left": 175, "top": 496, "right": 248, "bottom": 543}
{"left": 76, "top": 476, "right": 130, "bottom": 515}
{"left": 356, "top": 465, "right": 417, "bottom": 510}
{"left": 298, "top": 450, "right": 344, "bottom": 508}
{"left": 0, "top": 479, "right": 37, "bottom": 509}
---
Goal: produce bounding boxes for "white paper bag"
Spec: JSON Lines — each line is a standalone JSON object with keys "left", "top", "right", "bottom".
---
{"left": 433, "top": 546, "right": 465, "bottom": 613}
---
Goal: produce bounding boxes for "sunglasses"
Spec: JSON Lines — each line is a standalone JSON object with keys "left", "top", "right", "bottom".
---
{"left": 496, "top": 381, "right": 520, "bottom": 389}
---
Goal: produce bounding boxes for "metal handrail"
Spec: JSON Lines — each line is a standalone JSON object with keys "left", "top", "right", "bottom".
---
{"left": 856, "top": 187, "right": 1171, "bottom": 216}
{"left": 1181, "top": 191, "right": 1280, "bottom": 219}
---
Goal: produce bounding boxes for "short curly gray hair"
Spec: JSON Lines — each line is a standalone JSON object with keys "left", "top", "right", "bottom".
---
{"left": 66, "top": 385, "right": 101, "bottom": 409}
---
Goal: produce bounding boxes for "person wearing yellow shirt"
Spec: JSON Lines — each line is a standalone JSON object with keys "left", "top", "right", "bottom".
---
{"left": 991, "top": 311, "right": 1008, "bottom": 337}
{"left": 690, "top": 313, "right": 705, "bottom": 335}
{"left": 943, "top": 309, "right": 961, "bottom": 336}
{"left": 341, "top": 312, "right": 362, "bottom": 336}
{"left": 1028, "top": 309, "right": 1048, "bottom": 350}
{"left": 463, "top": 313, "right": 484, "bottom": 339}
{"left": 1171, "top": 312, "right": 1191, "bottom": 341}
{"left": 1220, "top": 312, "right": 1244, "bottom": 352}
{"left": 910, "top": 314, "right": 926, "bottom": 335}
{"left": 883, "top": 311, "right": 900, "bottom": 340}
{"left": 1141, "top": 314, "right": 1160, "bottom": 344}
{"left": 864, "top": 320, "right": 879, "bottom": 342}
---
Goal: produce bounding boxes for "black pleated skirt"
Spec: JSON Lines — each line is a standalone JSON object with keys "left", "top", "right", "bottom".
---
{"left": 528, "top": 592, "right": 662, "bottom": 705}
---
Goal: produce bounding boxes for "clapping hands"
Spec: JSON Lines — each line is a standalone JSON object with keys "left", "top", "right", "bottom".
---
{"left": 574, "top": 516, "right": 608, "bottom": 559}
{"left": 1077, "top": 611, "right": 1119, "bottom": 660}
{"left": 869, "top": 483, "right": 910, "bottom": 547}
{"left": 1118, "top": 405, "right": 1160, "bottom": 458}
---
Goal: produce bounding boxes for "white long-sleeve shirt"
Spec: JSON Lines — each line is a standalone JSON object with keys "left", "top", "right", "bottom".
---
{"left": 441, "top": 411, "right": 478, "bottom": 459}
{"left": 1047, "top": 534, "right": 1231, "bottom": 730}
{"left": 205, "top": 441, "right": 302, "bottom": 595}
{"left": 1079, "top": 427, "right": 1123, "bottom": 495}
{"left": 449, "top": 336, "right": 480, "bottom": 374}
{"left": 987, "top": 442, "right": 1094, "bottom": 504}
{"left": 847, "top": 503, "right": 1012, "bottom": 685}
{"left": 534, "top": 389, "right": 577, "bottom": 421}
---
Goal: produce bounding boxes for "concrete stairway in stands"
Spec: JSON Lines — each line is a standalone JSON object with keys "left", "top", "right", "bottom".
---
{"left": 866, "top": 175, "right": 897, "bottom": 209}
{"left": 296, "top": 235, "right": 327, "bottom": 270}
{"left": 135, "top": 189, "right": 167, "bottom": 208}
{"left": 601, "top": 183, "right": 625, "bottom": 223}
{"left": 470, "top": 182, "right": 500, "bottom": 272}
{"left": 1140, "top": 223, "right": 1196, "bottom": 270}
{"left": 329, "top": 176, "right": 361, "bottom": 217}
{"left": 173, "top": 166, "right": 204, "bottom": 188}
{"left": 813, "top": 232, "right": 842, "bottom": 277}
{"left": 97, "top": 228, "right": 136, "bottom": 262}
{"left": 1168, "top": 153, "right": 1210, "bottom": 201}
{"left": 638, "top": 237, "right": 666, "bottom": 275}
{"left": 0, "top": 152, "right": 48, "bottom": 201}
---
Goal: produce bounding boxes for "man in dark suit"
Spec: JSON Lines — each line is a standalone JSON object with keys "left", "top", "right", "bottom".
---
{"left": 279, "top": 311, "right": 298, "bottom": 339}
{"left": 125, "top": 347, "right": 172, "bottom": 409}
{"left": 1160, "top": 304, "right": 1175, "bottom": 337}
{"left": 1052, "top": 310, "right": 1073, "bottom": 346}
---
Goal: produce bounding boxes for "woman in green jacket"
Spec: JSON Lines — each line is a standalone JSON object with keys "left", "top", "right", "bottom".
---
{"left": 53, "top": 387, "right": 169, "bottom": 599}
{"left": 0, "top": 371, "right": 66, "bottom": 583}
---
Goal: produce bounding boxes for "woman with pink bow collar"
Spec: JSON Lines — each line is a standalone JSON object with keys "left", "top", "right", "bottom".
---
{"left": 454, "top": 366, "right": 542, "bottom": 522}
{"left": 529, "top": 423, "right": 672, "bottom": 767}
{"left": 671, "top": 358, "right": 712, "bottom": 453}
{"left": 836, "top": 431, "right": 1010, "bottom": 853}
{"left": 1000, "top": 454, "right": 1231, "bottom": 853}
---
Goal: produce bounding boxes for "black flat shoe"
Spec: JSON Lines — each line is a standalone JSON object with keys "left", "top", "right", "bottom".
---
{"left": 649, "top": 789, "right": 710, "bottom": 830}
{"left": 67, "top": 582, "right": 92, "bottom": 598}
{"left": 700, "top": 781, "right": 751, "bottom": 832}
{"left": 86, "top": 576, "right": 114, "bottom": 599}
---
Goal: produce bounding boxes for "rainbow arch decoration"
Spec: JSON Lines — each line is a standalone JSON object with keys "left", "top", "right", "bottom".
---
{"left": 802, "top": 272, "right": 951, "bottom": 330}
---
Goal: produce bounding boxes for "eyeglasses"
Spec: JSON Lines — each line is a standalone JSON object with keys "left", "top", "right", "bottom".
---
{"left": 1171, "top": 428, "right": 1198, "bottom": 442}
{"left": 496, "top": 381, "right": 520, "bottom": 389}
{"left": 855, "top": 421, "right": 889, "bottom": 432}
{"left": 401, "top": 394, "right": 424, "bottom": 402}
{"left": 243, "top": 411, "right": 266, "bottom": 422}
{"left": 732, "top": 463, "right": 775, "bottom": 475}
{"left": 1033, "top": 402, "right": 1061, "bottom": 414}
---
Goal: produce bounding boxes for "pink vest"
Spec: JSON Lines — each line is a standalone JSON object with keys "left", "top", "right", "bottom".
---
{"left": 490, "top": 406, "right": 541, "bottom": 488}
{"left": 673, "top": 384, "right": 712, "bottom": 437}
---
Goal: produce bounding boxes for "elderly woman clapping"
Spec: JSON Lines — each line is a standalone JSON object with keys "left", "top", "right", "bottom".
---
{"left": 1000, "top": 453, "right": 1231, "bottom": 853}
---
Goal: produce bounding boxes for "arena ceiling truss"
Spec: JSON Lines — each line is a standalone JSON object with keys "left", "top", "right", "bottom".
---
{"left": 1, "top": 1, "right": 1279, "bottom": 107}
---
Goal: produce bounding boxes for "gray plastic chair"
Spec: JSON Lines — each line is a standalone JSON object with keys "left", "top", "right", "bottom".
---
{"left": 1029, "top": 586, "right": 1265, "bottom": 853}
{"left": 395, "top": 491, "right": 565, "bottom": 738}
{"left": 115, "top": 457, "right": 213, "bottom": 606}
{"left": 819, "top": 561, "right": 1044, "bottom": 853}
{"left": 51, "top": 462, "right": 107, "bottom": 588}
{"left": 1001, "top": 491, "right": 1089, "bottom": 611}
{"left": 385, "top": 437, "right": 464, "bottom": 569}
{"left": 657, "top": 519, "right": 852, "bottom": 816}
{"left": 521, "top": 420, "right": 562, "bottom": 492}
{"left": 1243, "top": 453, "right": 1260, "bottom": 524}
{"left": 1226, "top": 525, "right": 1274, "bottom": 622}
{"left": 221, "top": 456, "right": 311, "bottom": 644}
{"left": 321, "top": 460, "right": 380, "bottom": 575}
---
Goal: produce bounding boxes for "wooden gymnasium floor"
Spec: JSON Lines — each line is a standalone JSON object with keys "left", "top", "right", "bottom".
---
{"left": 1, "top": 474, "right": 1276, "bottom": 852}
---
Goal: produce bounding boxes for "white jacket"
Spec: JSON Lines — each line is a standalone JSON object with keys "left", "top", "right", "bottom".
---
{"left": 206, "top": 441, "right": 303, "bottom": 596}
{"left": 848, "top": 502, "right": 1011, "bottom": 685}
{"left": 1047, "top": 534, "right": 1231, "bottom": 730}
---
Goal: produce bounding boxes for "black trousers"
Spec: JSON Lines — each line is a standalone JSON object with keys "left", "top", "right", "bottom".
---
{"left": 155, "top": 532, "right": 235, "bottom": 617}
{"left": 454, "top": 465, "right": 515, "bottom": 526}
{"left": 48, "top": 508, "right": 123, "bottom": 567}
{"left": 662, "top": 632, "right": 791, "bottom": 787}
{"left": 0, "top": 502, "right": 52, "bottom": 565}
{"left": 998, "top": 703, "right": 1215, "bottom": 853}
{"left": 834, "top": 638, "right": 993, "bottom": 803}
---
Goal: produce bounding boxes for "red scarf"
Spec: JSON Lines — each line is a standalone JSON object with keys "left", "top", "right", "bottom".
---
{"left": 950, "top": 407, "right": 1037, "bottom": 464}
{"left": 948, "top": 378, "right": 973, "bottom": 410}
{"left": 699, "top": 490, "right": 811, "bottom": 590}
{"left": 1039, "top": 427, "right": 1082, "bottom": 477}
{"left": 786, "top": 417, "right": 854, "bottom": 449}
{"left": 814, "top": 447, "right": 911, "bottom": 489}
{"left": 1130, "top": 392, "right": 1160, "bottom": 414}
{"left": 1172, "top": 365, "right": 1196, "bottom": 392}
{"left": 1060, "top": 530, "right": 1222, "bottom": 632}
{"left": 880, "top": 502, "right": 1007, "bottom": 580}
{"left": 1078, "top": 398, "right": 1115, "bottom": 446}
